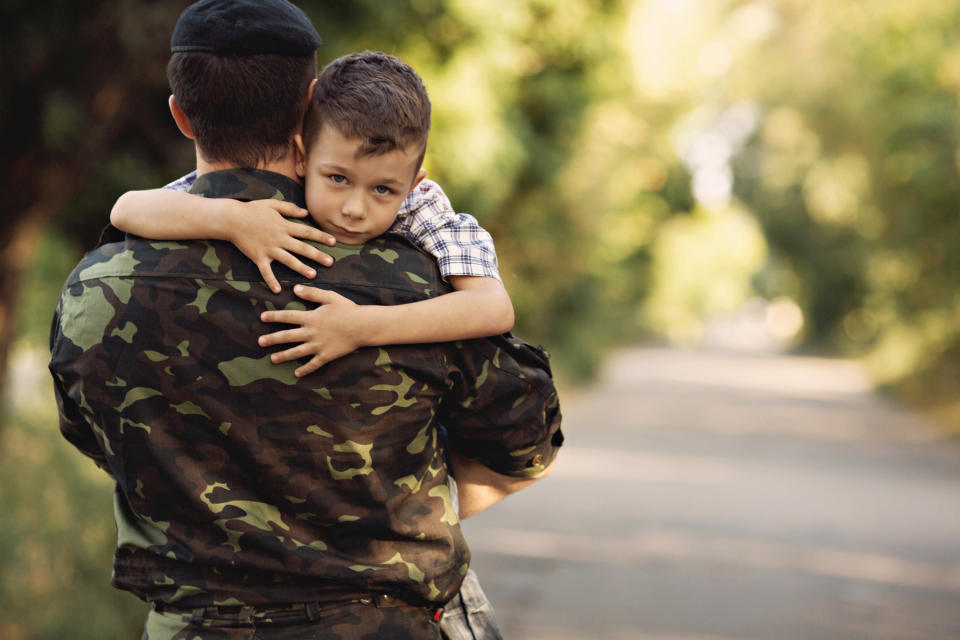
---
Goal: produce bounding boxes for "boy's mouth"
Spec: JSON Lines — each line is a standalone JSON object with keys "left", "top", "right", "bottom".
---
{"left": 333, "top": 224, "right": 362, "bottom": 237}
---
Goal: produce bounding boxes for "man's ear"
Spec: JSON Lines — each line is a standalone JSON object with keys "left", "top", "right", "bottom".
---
{"left": 294, "top": 134, "right": 307, "bottom": 178}
{"left": 407, "top": 168, "right": 427, "bottom": 195}
{"left": 303, "top": 77, "right": 318, "bottom": 117}
{"left": 168, "top": 95, "right": 195, "bottom": 140}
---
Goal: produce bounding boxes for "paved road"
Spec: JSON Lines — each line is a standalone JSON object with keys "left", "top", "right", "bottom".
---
{"left": 462, "top": 347, "right": 960, "bottom": 640}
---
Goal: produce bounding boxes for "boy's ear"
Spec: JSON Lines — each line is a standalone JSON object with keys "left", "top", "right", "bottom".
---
{"left": 168, "top": 95, "right": 195, "bottom": 140}
{"left": 407, "top": 168, "right": 427, "bottom": 195}
{"left": 294, "top": 134, "right": 307, "bottom": 178}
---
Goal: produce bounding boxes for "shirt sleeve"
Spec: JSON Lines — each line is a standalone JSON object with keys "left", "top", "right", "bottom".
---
{"left": 48, "top": 307, "right": 114, "bottom": 476}
{"left": 391, "top": 179, "right": 501, "bottom": 281}
{"left": 441, "top": 335, "right": 563, "bottom": 477}
{"left": 164, "top": 170, "right": 197, "bottom": 192}
{"left": 95, "top": 172, "right": 196, "bottom": 248}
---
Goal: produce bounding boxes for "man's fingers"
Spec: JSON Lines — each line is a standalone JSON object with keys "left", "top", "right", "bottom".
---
{"left": 256, "top": 260, "right": 282, "bottom": 294}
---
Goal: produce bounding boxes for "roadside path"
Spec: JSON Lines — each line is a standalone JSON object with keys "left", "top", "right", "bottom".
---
{"left": 463, "top": 347, "right": 960, "bottom": 640}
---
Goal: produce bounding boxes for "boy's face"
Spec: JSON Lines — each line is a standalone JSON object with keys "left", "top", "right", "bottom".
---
{"left": 297, "top": 124, "right": 426, "bottom": 245}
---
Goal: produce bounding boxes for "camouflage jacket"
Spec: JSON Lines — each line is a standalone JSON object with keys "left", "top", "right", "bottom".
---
{"left": 49, "top": 169, "right": 563, "bottom": 609}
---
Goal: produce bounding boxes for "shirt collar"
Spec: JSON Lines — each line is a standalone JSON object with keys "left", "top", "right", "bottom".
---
{"left": 188, "top": 169, "right": 306, "bottom": 207}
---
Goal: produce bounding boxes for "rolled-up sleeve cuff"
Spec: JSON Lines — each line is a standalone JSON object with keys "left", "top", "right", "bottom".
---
{"left": 480, "top": 391, "right": 563, "bottom": 478}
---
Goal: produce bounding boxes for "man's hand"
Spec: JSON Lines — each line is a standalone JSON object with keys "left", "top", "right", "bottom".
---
{"left": 227, "top": 200, "right": 337, "bottom": 294}
{"left": 259, "top": 284, "right": 362, "bottom": 377}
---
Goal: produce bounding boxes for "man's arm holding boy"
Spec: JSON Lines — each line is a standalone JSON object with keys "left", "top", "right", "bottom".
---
{"left": 442, "top": 334, "right": 564, "bottom": 520}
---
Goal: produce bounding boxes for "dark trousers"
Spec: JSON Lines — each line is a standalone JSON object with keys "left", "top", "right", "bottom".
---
{"left": 142, "top": 596, "right": 443, "bottom": 640}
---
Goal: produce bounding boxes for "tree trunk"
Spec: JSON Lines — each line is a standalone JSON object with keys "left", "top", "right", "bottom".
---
{"left": 0, "top": 1, "right": 192, "bottom": 417}
{"left": 0, "top": 214, "right": 47, "bottom": 406}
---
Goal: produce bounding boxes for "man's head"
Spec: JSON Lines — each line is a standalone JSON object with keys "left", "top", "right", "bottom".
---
{"left": 167, "top": 0, "right": 322, "bottom": 169}
{"left": 296, "top": 51, "right": 432, "bottom": 245}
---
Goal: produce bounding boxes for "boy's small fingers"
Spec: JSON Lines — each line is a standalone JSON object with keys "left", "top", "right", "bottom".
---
{"left": 257, "top": 262, "right": 282, "bottom": 294}
{"left": 260, "top": 310, "right": 304, "bottom": 326}
{"left": 290, "top": 225, "right": 337, "bottom": 248}
{"left": 290, "top": 240, "right": 333, "bottom": 267}
{"left": 271, "top": 343, "right": 312, "bottom": 364}
{"left": 277, "top": 251, "right": 316, "bottom": 279}
{"left": 269, "top": 350, "right": 295, "bottom": 364}
{"left": 271, "top": 201, "right": 309, "bottom": 218}
{"left": 292, "top": 285, "right": 336, "bottom": 303}
{"left": 286, "top": 221, "right": 317, "bottom": 239}
{"left": 315, "top": 250, "right": 334, "bottom": 267}
{"left": 295, "top": 356, "right": 325, "bottom": 378}
{"left": 258, "top": 328, "right": 303, "bottom": 348}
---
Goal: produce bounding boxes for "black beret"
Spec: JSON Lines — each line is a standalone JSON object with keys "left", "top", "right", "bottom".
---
{"left": 171, "top": 0, "right": 322, "bottom": 56}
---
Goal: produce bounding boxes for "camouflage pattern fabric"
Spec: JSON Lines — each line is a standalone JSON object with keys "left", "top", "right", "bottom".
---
{"left": 49, "top": 169, "right": 563, "bottom": 614}
{"left": 142, "top": 597, "right": 442, "bottom": 639}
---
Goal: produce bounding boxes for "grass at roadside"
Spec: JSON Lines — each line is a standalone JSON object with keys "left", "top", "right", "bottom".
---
{"left": 0, "top": 358, "right": 147, "bottom": 640}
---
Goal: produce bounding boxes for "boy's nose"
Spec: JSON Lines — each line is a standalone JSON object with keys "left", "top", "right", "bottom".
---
{"left": 341, "top": 195, "right": 364, "bottom": 219}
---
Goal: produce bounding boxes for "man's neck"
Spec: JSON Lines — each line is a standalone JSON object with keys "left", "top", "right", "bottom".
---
{"left": 194, "top": 150, "right": 302, "bottom": 184}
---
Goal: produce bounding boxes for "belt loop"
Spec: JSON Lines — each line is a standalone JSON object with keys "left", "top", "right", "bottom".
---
{"left": 188, "top": 608, "right": 206, "bottom": 625}
{"left": 305, "top": 601, "right": 321, "bottom": 621}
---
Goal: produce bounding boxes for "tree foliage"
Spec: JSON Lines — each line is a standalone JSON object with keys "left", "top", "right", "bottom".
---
{"left": 726, "top": 0, "right": 960, "bottom": 420}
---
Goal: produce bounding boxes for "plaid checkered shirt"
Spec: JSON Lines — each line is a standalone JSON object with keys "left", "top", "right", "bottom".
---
{"left": 165, "top": 171, "right": 501, "bottom": 281}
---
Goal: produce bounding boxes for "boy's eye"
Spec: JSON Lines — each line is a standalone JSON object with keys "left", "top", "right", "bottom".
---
{"left": 330, "top": 174, "right": 348, "bottom": 184}
{"left": 374, "top": 185, "right": 394, "bottom": 196}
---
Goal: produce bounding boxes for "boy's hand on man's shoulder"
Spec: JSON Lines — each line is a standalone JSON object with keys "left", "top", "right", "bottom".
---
{"left": 228, "top": 199, "right": 338, "bottom": 294}
{"left": 258, "top": 285, "right": 364, "bottom": 377}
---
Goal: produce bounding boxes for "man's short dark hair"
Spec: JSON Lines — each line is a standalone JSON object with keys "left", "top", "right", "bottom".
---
{"left": 168, "top": 52, "right": 316, "bottom": 168}
{"left": 302, "top": 51, "right": 431, "bottom": 174}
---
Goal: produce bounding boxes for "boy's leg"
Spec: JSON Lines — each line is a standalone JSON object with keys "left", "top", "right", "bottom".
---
{"left": 439, "top": 569, "right": 505, "bottom": 640}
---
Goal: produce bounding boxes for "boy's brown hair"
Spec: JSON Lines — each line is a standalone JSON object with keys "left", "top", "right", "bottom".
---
{"left": 302, "top": 51, "right": 431, "bottom": 176}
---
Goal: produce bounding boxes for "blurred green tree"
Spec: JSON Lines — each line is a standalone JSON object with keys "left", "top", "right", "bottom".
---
{"left": 0, "top": 1, "right": 193, "bottom": 405}
{"left": 727, "top": 0, "right": 960, "bottom": 422}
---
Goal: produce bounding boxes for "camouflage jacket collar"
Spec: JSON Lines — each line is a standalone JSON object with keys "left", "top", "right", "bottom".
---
{"left": 188, "top": 169, "right": 306, "bottom": 207}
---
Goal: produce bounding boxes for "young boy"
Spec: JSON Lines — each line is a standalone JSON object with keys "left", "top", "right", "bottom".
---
{"left": 111, "top": 50, "right": 508, "bottom": 639}
{"left": 111, "top": 51, "right": 513, "bottom": 379}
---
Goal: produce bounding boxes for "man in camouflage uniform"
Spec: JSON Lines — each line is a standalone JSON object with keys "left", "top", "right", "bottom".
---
{"left": 48, "top": 2, "right": 562, "bottom": 638}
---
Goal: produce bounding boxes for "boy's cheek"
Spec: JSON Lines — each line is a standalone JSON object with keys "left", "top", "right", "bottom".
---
{"left": 304, "top": 206, "right": 332, "bottom": 232}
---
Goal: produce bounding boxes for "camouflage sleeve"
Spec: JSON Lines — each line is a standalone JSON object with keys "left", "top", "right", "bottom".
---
{"left": 48, "top": 302, "right": 113, "bottom": 476}
{"left": 442, "top": 336, "right": 563, "bottom": 478}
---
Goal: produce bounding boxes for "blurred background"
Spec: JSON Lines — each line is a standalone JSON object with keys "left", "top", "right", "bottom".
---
{"left": 3, "top": 0, "right": 960, "bottom": 638}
